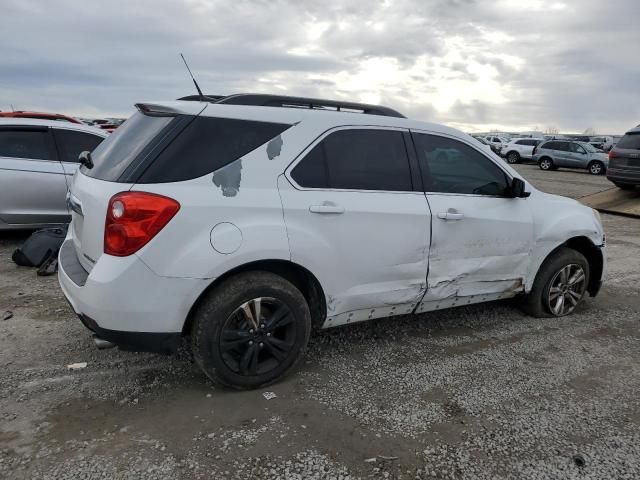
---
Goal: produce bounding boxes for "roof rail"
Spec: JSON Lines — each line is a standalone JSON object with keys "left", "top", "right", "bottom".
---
{"left": 177, "top": 93, "right": 405, "bottom": 118}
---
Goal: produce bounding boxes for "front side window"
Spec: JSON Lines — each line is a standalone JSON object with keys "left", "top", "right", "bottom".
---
{"left": 290, "top": 129, "right": 413, "bottom": 191}
{"left": 570, "top": 143, "right": 586, "bottom": 154}
{"left": 0, "top": 129, "right": 52, "bottom": 160}
{"left": 413, "top": 133, "right": 510, "bottom": 196}
{"left": 53, "top": 129, "right": 104, "bottom": 163}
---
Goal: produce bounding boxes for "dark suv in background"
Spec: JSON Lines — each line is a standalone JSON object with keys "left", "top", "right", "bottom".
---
{"left": 607, "top": 126, "right": 640, "bottom": 190}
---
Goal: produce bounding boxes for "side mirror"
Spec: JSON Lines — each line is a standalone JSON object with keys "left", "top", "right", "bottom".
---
{"left": 509, "top": 177, "right": 530, "bottom": 198}
{"left": 79, "top": 150, "right": 93, "bottom": 169}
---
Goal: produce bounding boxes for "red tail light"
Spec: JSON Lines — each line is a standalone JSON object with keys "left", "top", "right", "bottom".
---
{"left": 105, "top": 192, "right": 180, "bottom": 256}
{"left": 608, "top": 150, "right": 618, "bottom": 160}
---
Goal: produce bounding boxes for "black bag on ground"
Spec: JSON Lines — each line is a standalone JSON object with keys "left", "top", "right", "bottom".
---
{"left": 11, "top": 226, "right": 68, "bottom": 275}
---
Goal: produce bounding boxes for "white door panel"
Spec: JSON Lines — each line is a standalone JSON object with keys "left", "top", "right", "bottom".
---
{"left": 278, "top": 176, "right": 430, "bottom": 321}
{"left": 422, "top": 194, "right": 534, "bottom": 303}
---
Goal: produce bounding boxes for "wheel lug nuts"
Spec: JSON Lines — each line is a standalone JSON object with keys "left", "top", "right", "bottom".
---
{"left": 260, "top": 324, "right": 265, "bottom": 328}
{"left": 249, "top": 329, "right": 254, "bottom": 333}
{"left": 259, "top": 342, "right": 264, "bottom": 348}
{"left": 248, "top": 341, "right": 253, "bottom": 345}
{"left": 267, "top": 332, "right": 272, "bottom": 337}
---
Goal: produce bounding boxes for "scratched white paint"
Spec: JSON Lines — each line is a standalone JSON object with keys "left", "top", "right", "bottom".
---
{"left": 60, "top": 100, "right": 606, "bottom": 335}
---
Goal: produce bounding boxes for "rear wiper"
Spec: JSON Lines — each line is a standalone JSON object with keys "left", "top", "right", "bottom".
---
{"left": 79, "top": 151, "right": 94, "bottom": 169}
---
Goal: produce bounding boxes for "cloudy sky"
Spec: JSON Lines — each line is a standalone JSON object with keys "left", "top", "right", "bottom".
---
{"left": 2, "top": 0, "right": 638, "bottom": 133}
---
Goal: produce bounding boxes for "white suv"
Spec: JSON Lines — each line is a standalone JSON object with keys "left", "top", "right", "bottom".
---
{"left": 58, "top": 94, "right": 606, "bottom": 389}
{"left": 502, "top": 138, "right": 544, "bottom": 164}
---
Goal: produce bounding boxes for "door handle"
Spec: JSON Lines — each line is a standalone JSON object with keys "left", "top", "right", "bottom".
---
{"left": 437, "top": 210, "right": 464, "bottom": 221}
{"left": 309, "top": 204, "right": 345, "bottom": 214}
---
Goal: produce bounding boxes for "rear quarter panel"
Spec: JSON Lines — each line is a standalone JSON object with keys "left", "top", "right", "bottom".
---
{"left": 132, "top": 120, "right": 320, "bottom": 279}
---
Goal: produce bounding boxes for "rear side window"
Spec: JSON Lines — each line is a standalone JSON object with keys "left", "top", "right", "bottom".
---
{"left": 0, "top": 130, "right": 52, "bottom": 160}
{"left": 138, "top": 117, "right": 290, "bottom": 183}
{"left": 54, "top": 129, "right": 104, "bottom": 163}
{"left": 516, "top": 140, "right": 527, "bottom": 145}
{"left": 543, "top": 141, "right": 569, "bottom": 151}
{"left": 616, "top": 133, "right": 640, "bottom": 150}
{"left": 291, "top": 129, "right": 412, "bottom": 191}
{"left": 83, "top": 111, "right": 173, "bottom": 181}
{"left": 414, "top": 133, "right": 510, "bottom": 196}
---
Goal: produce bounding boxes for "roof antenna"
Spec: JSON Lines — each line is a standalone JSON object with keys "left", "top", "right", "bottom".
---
{"left": 180, "top": 53, "right": 204, "bottom": 101}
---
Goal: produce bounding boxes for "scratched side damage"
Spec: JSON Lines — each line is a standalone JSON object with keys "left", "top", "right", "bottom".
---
{"left": 266, "top": 135, "right": 283, "bottom": 160}
{"left": 212, "top": 158, "right": 242, "bottom": 197}
{"left": 422, "top": 254, "right": 528, "bottom": 302}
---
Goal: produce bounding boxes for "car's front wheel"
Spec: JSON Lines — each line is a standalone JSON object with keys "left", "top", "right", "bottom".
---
{"left": 588, "top": 161, "right": 605, "bottom": 175}
{"left": 191, "top": 271, "right": 311, "bottom": 389}
{"left": 521, "top": 247, "right": 590, "bottom": 318}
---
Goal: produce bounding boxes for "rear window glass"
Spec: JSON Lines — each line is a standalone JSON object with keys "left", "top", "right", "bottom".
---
{"left": 137, "top": 117, "right": 290, "bottom": 183}
{"left": 82, "top": 112, "right": 173, "bottom": 181}
{"left": 616, "top": 133, "right": 640, "bottom": 150}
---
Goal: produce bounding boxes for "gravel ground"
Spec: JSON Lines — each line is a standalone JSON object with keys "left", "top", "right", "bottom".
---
{"left": 1, "top": 164, "right": 639, "bottom": 479}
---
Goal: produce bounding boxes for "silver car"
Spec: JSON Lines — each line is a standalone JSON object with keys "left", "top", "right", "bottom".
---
{"left": 533, "top": 140, "right": 609, "bottom": 175}
{"left": 0, "top": 118, "right": 107, "bottom": 229}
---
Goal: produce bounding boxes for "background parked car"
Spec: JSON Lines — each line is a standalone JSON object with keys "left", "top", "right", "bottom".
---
{"left": 501, "top": 138, "right": 544, "bottom": 164}
{"left": 589, "top": 136, "right": 614, "bottom": 152}
{"left": 533, "top": 140, "right": 609, "bottom": 175}
{"left": 0, "top": 110, "right": 82, "bottom": 124}
{"left": 607, "top": 126, "right": 640, "bottom": 189}
{"left": 473, "top": 135, "right": 500, "bottom": 154}
{"left": 483, "top": 135, "right": 509, "bottom": 152}
{"left": 0, "top": 118, "right": 107, "bottom": 229}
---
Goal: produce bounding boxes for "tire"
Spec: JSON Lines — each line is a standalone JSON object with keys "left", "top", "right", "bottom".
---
{"left": 613, "top": 181, "right": 636, "bottom": 190}
{"left": 588, "top": 161, "right": 605, "bottom": 175}
{"left": 191, "top": 271, "right": 311, "bottom": 389}
{"left": 521, "top": 247, "right": 590, "bottom": 318}
{"left": 506, "top": 151, "right": 520, "bottom": 164}
{"left": 539, "top": 157, "right": 554, "bottom": 171}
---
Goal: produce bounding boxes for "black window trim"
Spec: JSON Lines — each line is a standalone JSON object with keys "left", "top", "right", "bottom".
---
{"left": 409, "top": 129, "right": 516, "bottom": 199}
{"left": 0, "top": 125, "right": 58, "bottom": 163}
{"left": 285, "top": 125, "right": 423, "bottom": 194}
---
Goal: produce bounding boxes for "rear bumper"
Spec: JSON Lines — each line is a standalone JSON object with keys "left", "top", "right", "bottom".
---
{"left": 58, "top": 238, "right": 210, "bottom": 353}
{"left": 79, "top": 314, "right": 180, "bottom": 354}
{"left": 607, "top": 168, "right": 640, "bottom": 185}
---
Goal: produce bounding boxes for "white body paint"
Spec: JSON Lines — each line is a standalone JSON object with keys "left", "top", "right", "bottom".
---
{"left": 58, "top": 101, "right": 606, "bottom": 334}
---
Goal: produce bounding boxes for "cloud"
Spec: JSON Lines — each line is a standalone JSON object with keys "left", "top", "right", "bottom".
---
{"left": 0, "top": 0, "right": 638, "bottom": 133}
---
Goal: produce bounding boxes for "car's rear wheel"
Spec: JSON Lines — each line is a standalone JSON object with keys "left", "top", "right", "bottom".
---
{"left": 539, "top": 157, "right": 554, "bottom": 171}
{"left": 507, "top": 151, "right": 520, "bottom": 164}
{"left": 588, "top": 161, "right": 605, "bottom": 175}
{"left": 521, "top": 247, "right": 589, "bottom": 318}
{"left": 613, "top": 181, "right": 636, "bottom": 190}
{"left": 191, "top": 271, "right": 311, "bottom": 389}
